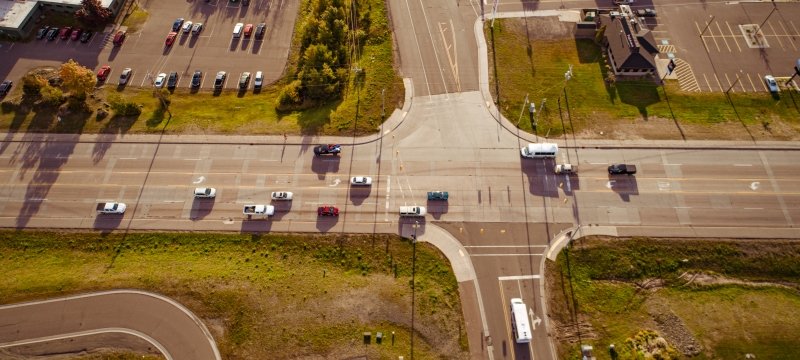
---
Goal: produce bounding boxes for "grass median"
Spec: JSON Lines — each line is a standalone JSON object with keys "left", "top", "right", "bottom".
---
{"left": 0, "top": 231, "right": 468, "bottom": 359}
{"left": 486, "top": 18, "right": 800, "bottom": 140}
{"left": 547, "top": 237, "right": 800, "bottom": 359}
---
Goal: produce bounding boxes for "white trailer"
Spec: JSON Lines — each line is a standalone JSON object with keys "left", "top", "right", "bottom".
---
{"left": 510, "top": 298, "right": 532, "bottom": 344}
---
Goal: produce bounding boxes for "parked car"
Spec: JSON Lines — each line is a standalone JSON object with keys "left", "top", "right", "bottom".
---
{"left": 165, "top": 32, "right": 178, "bottom": 46}
{"left": 167, "top": 72, "right": 178, "bottom": 89}
{"left": 182, "top": 21, "right": 193, "bottom": 33}
{"left": 214, "top": 71, "right": 227, "bottom": 90}
{"left": 318, "top": 206, "right": 339, "bottom": 217}
{"left": 239, "top": 72, "right": 251, "bottom": 89}
{"left": 233, "top": 23, "right": 244, "bottom": 38}
{"left": 255, "top": 23, "right": 266, "bottom": 39}
{"left": 172, "top": 18, "right": 185, "bottom": 32}
{"left": 243, "top": 23, "right": 253, "bottom": 37}
{"left": 636, "top": 8, "right": 657, "bottom": 17}
{"left": 253, "top": 71, "right": 263, "bottom": 89}
{"left": 46, "top": 28, "right": 59, "bottom": 41}
{"left": 427, "top": 191, "right": 449, "bottom": 201}
{"left": 70, "top": 28, "right": 82, "bottom": 41}
{"left": 36, "top": 26, "right": 49, "bottom": 40}
{"left": 59, "top": 26, "right": 72, "bottom": 40}
{"left": 112, "top": 30, "right": 126, "bottom": 46}
{"left": 192, "top": 23, "right": 204, "bottom": 35}
{"left": 118, "top": 68, "right": 132, "bottom": 85}
{"left": 0, "top": 81, "right": 12, "bottom": 97}
{"left": 191, "top": 70, "right": 202, "bottom": 88}
{"left": 154, "top": 73, "right": 167, "bottom": 88}
{"left": 96, "top": 66, "right": 111, "bottom": 81}
{"left": 194, "top": 187, "right": 216, "bottom": 198}
{"left": 350, "top": 176, "right": 373, "bottom": 186}
{"left": 764, "top": 75, "right": 779, "bottom": 94}
{"left": 80, "top": 31, "right": 93, "bottom": 43}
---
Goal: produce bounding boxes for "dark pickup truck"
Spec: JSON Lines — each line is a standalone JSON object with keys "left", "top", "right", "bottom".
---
{"left": 608, "top": 164, "right": 637, "bottom": 175}
{"left": 314, "top": 144, "right": 341, "bottom": 156}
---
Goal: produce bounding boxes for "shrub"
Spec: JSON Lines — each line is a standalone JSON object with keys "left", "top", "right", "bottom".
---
{"left": 21, "top": 74, "right": 47, "bottom": 96}
{"left": 109, "top": 94, "right": 142, "bottom": 116}
{"left": 39, "top": 85, "right": 64, "bottom": 106}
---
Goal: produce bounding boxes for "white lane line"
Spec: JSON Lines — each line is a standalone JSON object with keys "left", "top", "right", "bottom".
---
{"left": 499, "top": 274, "right": 541, "bottom": 281}
{"left": 471, "top": 253, "right": 544, "bottom": 257}
{"left": 0, "top": 328, "right": 174, "bottom": 360}
{"left": 417, "top": 0, "right": 450, "bottom": 96}
{"left": 733, "top": 164, "right": 752, "bottom": 167}
{"left": 465, "top": 245, "right": 548, "bottom": 248}
{"left": 402, "top": 0, "right": 433, "bottom": 98}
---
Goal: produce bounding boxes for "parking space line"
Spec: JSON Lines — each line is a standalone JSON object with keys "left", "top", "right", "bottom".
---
{"left": 724, "top": 73, "right": 733, "bottom": 93}
{"left": 726, "top": 21, "right": 742, "bottom": 52}
{"left": 715, "top": 21, "right": 731, "bottom": 52}
{"left": 714, "top": 73, "right": 722, "bottom": 92}
{"left": 768, "top": 22, "right": 784, "bottom": 50}
{"left": 777, "top": 21, "right": 797, "bottom": 51}
{"left": 746, "top": 73, "right": 756, "bottom": 92}
{"left": 703, "top": 73, "right": 712, "bottom": 92}
{"left": 757, "top": 73, "right": 767, "bottom": 92}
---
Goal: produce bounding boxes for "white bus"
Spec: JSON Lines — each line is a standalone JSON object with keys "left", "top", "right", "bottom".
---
{"left": 520, "top": 142, "right": 558, "bottom": 159}
{"left": 510, "top": 298, "right": 532, "bottom": 344}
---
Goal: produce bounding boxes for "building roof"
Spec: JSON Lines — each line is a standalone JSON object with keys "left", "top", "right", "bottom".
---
{"left": 600, "top": 13, "right": 658, "bottom": 70}
{"left": 0, "top": 0, "right": 116, "bottom": 29}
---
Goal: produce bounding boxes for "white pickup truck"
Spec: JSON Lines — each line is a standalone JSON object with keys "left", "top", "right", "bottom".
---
{"left": 96, "top": 202, "right": 126, "bottom": 214}
{"left": 243, "top": 204, "right": 275, "bottom": 217}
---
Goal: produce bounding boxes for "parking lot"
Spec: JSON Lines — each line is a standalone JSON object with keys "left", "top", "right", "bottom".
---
{"left": 648, "top": 1, "right": 800, "bottom": 93}
{"left": 0, "top": 0, "right": 298, "bottom": 91}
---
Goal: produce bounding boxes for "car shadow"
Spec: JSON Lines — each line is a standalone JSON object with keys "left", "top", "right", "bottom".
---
{"left": 240, "top": 217, "right": 273, "bottom": 233}
{"left": 608, "top": 174, "right": 639, "bottom": 202}
{"left": 311, "top": 155, "right": 340, "bottom": 179}
{"left": 521, "top": 158, "right": 559, "bottom": 198}
{"left": 397, "top": 218, "right": 426, "bottom": 240}
{"left": 251, "top": 39, "right": 262, "bottom": 54}
{"left": 92, "top": 214, "right": 124, "bottom": 231}
{"left": 349, "top": 187, "right": 371, "bottom": 205}
{"left": 316, "top": 215, "right": 338, "bottom": 232}
{"left": 189, "top": 198, "right": 215, "bottom": 220}
{"left": 426, "top": 200, "right": 449, "bottom": 220}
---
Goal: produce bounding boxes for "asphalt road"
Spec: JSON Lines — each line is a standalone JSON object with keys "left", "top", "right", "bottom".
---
{"left": 2, "top": 0, "right": 800, "bottom": 359}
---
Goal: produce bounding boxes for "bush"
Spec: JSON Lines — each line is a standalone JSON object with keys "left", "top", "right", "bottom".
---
{"left": 40, "top": 85, "right": 64, "bottom": 106}
{"left": 109, "top": 94, "right": 142, "bottom": 116}
{"left": 21, "top": 74, "right": 47, "bottom": 96}
{"left": 277, "top": 80, "right": 303, "bottom": 109}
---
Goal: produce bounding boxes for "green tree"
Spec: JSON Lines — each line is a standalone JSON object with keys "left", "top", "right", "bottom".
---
{"left": 59, "top": 60, "right": 96, "bottom": 97}
{"left": 40, "top": 85, "right": 64, "bottom": 106}
{"left": 75, "top": 0, "right": 113, "bottom": 27}
{"left": 21, "top": 74, "right": 47, "bottom": 96}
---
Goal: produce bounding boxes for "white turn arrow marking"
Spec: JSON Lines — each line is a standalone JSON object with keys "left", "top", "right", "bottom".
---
{"left": 606, "top": 180, "right": 616, "bottom": 189}
{"left": 193, "top": 176, "right": 206, "bottom": 184}
{"left": 529, "top": 308, "right": 542, "bottom": 330}
{"left": 750, "top": 182, "right": 760, "bottom": 191}
{"left": 330, "top": 178, "right": 341, "bottom": 187}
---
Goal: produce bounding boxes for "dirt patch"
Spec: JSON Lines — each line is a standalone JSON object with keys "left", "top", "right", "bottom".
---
{"left": 647, "top": 298, "right": 702, "bottom": 356}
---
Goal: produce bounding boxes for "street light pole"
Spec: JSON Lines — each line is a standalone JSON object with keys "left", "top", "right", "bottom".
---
{"left": 699, "top": 15, "right": 716, "bottom": 38}
{"left": 410, "top": 220, "right": 419, "bottom": 360}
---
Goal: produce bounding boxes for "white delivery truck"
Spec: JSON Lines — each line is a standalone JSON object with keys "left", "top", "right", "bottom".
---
{"left": 520, "top": 143, "right": 558, "bottom": 159}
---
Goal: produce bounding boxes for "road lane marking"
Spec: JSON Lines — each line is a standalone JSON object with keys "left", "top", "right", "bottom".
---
{"left": 471, "top": 253, "right": 543, "bottom": 257}
{"left": 465, "top": 245, "right": 547, "bottom": 248}
{"left": 402, "top": 0, "right": 433, "bottom": 98}
{"left": 499, "top": 275, "right": 541, "bottom": 281}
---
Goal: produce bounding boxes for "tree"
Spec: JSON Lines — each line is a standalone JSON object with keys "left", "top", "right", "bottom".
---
{"left": 40, "top": 85, "right": 64, "bottom": 106}
{"left": 75, "top": 0, "right": 113, "bottom": 27}
{"left": 59, "top": 59, "right": 96, "bottom": 97}
{"left": 21, "top": 74, "right": 47, "bottom": 96}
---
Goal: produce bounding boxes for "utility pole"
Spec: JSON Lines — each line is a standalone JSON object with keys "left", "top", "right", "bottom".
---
{"left": 410, "top": 220, "right": 420, "bottom": 360}
{"left": 517, "top": 93, "right": 529, "bottom": 126}
{"left": 381, "top": 88, "right": 386, "bottom": 118}
{"left": 725, "top": 70, "right": 743, "bottom": 95}
{"left": 699, "top": 15, "right": 716, "bottom": 38}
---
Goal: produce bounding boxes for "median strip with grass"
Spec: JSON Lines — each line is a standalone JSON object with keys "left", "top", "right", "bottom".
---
{"left": 0, "top": 231, "right": 468, "bottom": 359}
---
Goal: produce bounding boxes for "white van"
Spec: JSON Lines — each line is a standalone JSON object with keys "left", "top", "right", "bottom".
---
{"left": 510, "top": 298, "right": 532, "bottom": 344}
{"left": 520, "top": 143, "right": 558, "bottom": 159}
{"left": 233, "top": 23, "right": 244, "bottom": 38}
{"left": 399, "top": 206, "right": 427, "bottom": 217}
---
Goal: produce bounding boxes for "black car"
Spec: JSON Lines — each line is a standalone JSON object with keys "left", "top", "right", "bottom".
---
{"left": 191, "top": 70, "right": 202, "bottom": 88}
{"left": 46, "top": 28, "right": 59, "bottom": 41}
{"left": 239, "top": 72, "right": 251, "bottom": 89}
{"left": 79, "top": 31, "right": 93, "bottom": 43}
{"left": 214, "top": 71, "right": 226, "bottom": 90}
{"left": 0, "top": 81, "right": 12, "bottom": 96}
{"left": 167, "top": 72, "right": 178, "bottom": 89}
{"left": 172, "top": 18, "right": 185, "bottom": 32}
{"left": 255, "top": 23, "right": 266, "bottom": 39}
{"left": 36, "top": 27, "right": 49, "bottom": 40}
{"left": 313, "top": 144, "right": 341, "bottom": 156}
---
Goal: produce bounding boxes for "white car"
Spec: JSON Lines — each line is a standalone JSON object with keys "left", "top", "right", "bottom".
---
{"left": 154, "top": 73, "right": 167, "bottom": 88}
{"left": 194, "top": 187, "right": 216, "bottom": 198}
{"left": 764, "top": 75, "right": 779, "bottom": 94}
{"left": 271, "top": 191, "right": 293, "bottom": 200}
{"left": 119, "top": 68, "right": 132, "bottom": 85}
{"left": 254, "top": 71, "right": 263, "bottom": 89}
{"left": 182, "top": 21, "right": 193, "bottom": 33}
{"left": 233, "top": 23, "right": 244, "bottom": 38}
{"left": 351, "top": 176, "right": 373, "bottom": 186}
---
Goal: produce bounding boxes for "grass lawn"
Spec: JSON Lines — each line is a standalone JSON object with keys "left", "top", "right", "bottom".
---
{"left": 120, "top": 4, "right": 149, "bottom": 34}
{"left": 486, "top": 18, "right": 800, "bottom": 140}
{"left": 0, "top": 0, "right": 403, "bottom": 137}
{"left": 0, "top": 231, "right": 467, "bottom": 359}
{"left": 547, "top": 237, "right": 800, "bottom": 359}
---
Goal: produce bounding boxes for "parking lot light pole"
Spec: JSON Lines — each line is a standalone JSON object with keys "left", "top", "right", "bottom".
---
{"left": 699, "top": 15, "right": 715, "bottom": 38}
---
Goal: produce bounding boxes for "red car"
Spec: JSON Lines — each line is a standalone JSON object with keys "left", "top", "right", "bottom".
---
{"left": 59, "top": 26, "right": 72, "bottom": 40}
{"left": 317, "top": 206, "right": 339, "bottom": 217}
{"left": 112, "top": 30, "right": 126, "bottom": 46}
{"left": 243, "top": 23, "right": 253, "bottom": 37}
{"left": 96, "top": 66, "right": 111, "bottom": 81}
{"left": 70, "top": 28, "right": 82, "bottom": 41}
{"left": 165, "top": 32, "right": 178, "bottom": 46}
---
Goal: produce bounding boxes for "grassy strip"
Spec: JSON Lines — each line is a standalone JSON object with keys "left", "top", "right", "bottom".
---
{"left": 547, "top": 237, "right": 800, "bottom": 359}
{"left": 0, "top": 231, "right": 467, "bottom": 359}
{"left": 120, "top": 4, "right": 149, "bottom": 34}
{"left": 485, "top": 19, "right": 800, "bottom": 139}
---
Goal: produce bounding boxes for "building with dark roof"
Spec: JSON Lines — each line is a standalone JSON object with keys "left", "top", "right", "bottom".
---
{"left": 598, "top": 6, "right": 659, "bottom": 76}
{"left": 0, "top": 0, "right": 124, "bottom": 40}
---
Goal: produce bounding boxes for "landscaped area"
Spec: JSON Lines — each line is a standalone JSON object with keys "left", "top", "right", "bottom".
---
{"left": 486, "top": 18, "right": 800, "bottom": 140}
{"left": 547, "top": 237, "right": 800, "bottom": 359}
{"left": 0, "top": 231, "right": 468, "bottom": 359}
